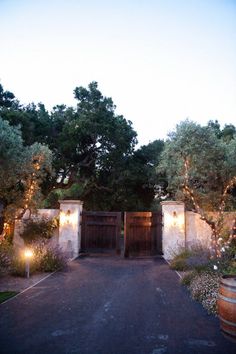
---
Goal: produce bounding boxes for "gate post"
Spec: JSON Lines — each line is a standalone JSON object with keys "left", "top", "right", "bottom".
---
{"left": 161, "top": 201, "right": 185, "bottom": 260}
{"left": 59, "top": 200, "right": 83, "bottom": 258}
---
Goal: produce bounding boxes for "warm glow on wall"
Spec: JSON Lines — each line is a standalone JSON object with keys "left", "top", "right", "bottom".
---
{"left": 165, "top": 211, "right": 185, "bottom": 229}
{"left": 60, "top": 209, "right": 77, "bottom": 227}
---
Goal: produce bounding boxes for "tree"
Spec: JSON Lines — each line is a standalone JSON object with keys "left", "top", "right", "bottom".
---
{"left": 0, "top": 84, "right": 15, "bottom": 108}
{"left": 0, "top": 81, "right": 164, "bottom": 211}
{"left": 41, "top": 82, "right": 138, "bottom": 208}
{"left": 0, "top": 117, "right": 53, "bottom": 226}
{"left": 158, "top": 120, "right": 236, "bottom": 256}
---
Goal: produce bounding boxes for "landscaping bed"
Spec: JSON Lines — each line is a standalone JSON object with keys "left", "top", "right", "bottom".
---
{"left": 0, "top": 291, "right": 19, "bottom": 304}
{"left": 169, "top": 242, "right": 236, "bottom": 315}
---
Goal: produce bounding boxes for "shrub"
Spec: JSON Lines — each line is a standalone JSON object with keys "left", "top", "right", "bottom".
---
{"left": 20, "top": 217, "right": 58, "bottom": 244}
{"left": 169, "top": 249, "right": 193, "bottom": 271}
{"left": 181, "top": 271, "right": 198, "bottom": 286}
{"left": 189, "top": 272, "right": 221, "bottom": 315}
{"left": 0, "top": 240, "right": 13, "bottom": 275}
{"left": 185, "top": 253, "right": 209, "bottom": 270}
{"left": 10, "top": 250, "right": 37, "bottom": 277}
{"left": 170, "top": 245, "right": 210, "bottom": 271}
{"left": 37, "top": 244, "right": 68, "bottom": 272}
{"left": 10, "top": 255, "right": 27, "bottom": 277}
{"left": 32, "top": 240, "right": 67, "bottom": 272}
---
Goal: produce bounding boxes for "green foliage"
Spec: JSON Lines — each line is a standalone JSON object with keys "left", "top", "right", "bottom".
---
{"left": 0, "top": 117, "right": 53, "bottom": 221}
{"left": 33, "top": 240, "right": 67, "bottom": 272}
{"left": 170, "top": 249, "right": 192, "bottom": 271}
{"left": 36, "top": 244, "right": 67, "bottom": 272}
{"left": 158, "top": 119, "right": 236, "bottom": 255}
{"left": 0, "top": 291, "right": 18, "bottom": 303}
{"left": 1, "top": 81, "right": 165, "bottom": 211}
{"left": 0, "top": 239, "right": 13, "bottom": 274}
{"left": 173, "top": 242, "right": 236, "bottom": 314}
{"left": 170, "top": 245, "right": 210, "bottom": 271}
{"left": 10, "top": 254, "right": 29, "bottom": 277}
{"left": 0, "top": 84, "right": 15, "bottom": 108}
{"left": 10, "top": 241, "right": 67, "bottom": 276}
{"left": 20, "top": 217, "right": 58, "bottom": 244}
{"left": 181, "top": 271, "right": 198, "bottom": 286}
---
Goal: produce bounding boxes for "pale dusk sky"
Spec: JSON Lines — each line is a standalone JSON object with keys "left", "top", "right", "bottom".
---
{"left": 0, "top": 0, "right": 235, "bottom": 145}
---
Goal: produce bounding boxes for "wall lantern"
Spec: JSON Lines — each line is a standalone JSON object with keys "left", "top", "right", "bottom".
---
{"left": 173, "top": 211, "right": 177, "bottom": 225}
{"left": 66, "top": 209, "right": 71, "bottom": 224}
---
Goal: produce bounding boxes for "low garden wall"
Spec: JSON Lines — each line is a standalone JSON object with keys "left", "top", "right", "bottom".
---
{"left": 13, "top": 199, "right": 235, "bottom": 260}
{"left": 161, "top": 201, "right": 236, "bottom": 260}
{"left": 13, "top": 200, "right": 83, "bottom": 259}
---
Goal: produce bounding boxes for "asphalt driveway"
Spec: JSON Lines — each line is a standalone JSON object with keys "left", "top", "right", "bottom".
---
{"left": 0, "top": 256, "right": 235, "bottom": 354}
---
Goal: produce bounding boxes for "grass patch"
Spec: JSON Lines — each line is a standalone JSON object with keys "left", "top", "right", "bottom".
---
{"left": 0, "top": 291, "right": 18, "bottom": 303}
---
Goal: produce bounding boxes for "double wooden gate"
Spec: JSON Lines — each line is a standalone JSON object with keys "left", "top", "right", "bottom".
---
{"left": 81, "top": 211, "right": 162, "bottom": 257}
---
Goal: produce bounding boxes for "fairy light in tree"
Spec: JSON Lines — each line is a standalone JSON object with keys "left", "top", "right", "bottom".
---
{"left": 23, "top": 154, "right": 43, "bottom": 211}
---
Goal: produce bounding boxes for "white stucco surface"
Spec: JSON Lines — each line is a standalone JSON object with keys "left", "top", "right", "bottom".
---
{"left": 59, "top": 200, "right": 83, "bottom": 258}
{"left": 161, "top": 201, "right": 236, "bottom": 259}
{"left": 161, "top": 201, "right": 185, "bottom": 259}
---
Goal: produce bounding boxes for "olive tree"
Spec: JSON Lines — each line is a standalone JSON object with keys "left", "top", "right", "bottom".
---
{"left": 158, "top": 120, "right": 236, "bottom": 256}
{"left": 0, "top": 117, "right": 53, "bottom": 228}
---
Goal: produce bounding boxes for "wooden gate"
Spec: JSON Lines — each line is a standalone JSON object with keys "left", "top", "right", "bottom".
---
{"left": 81, "top": 211, "right": 121, "bottom": 254}
{"left": 124, "top": 212, "right": 162, "bottom": 257}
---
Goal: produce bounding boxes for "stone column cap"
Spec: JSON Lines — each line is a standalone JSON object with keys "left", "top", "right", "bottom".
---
{"left": 59, "top": 200, "right": 84, "bottom": 205}
{"left": 160, "top": 200, "right": 185, "bottom": 206}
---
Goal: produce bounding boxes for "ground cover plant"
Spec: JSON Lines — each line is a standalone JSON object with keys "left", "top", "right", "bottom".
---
{"left": 171, "top": 241, "right": 236, "bottom": 315}
{"left": 0, "top": 291, "right": 18, "bottom": 303}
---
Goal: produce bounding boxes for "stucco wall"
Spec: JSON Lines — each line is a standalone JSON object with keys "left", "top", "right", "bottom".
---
{"left": 14, "top": 209, "right": 59, "bottom": 249}
{"left": 161, "top": 201, "right": 236, "bottom": 259}
{"left": 185, "top": 212, "right": 212, "bottom": 248}
{"left": 13, "top": 202, "right": 83, "bottom": 259}
{"left": 161, "top": 201, "right": 185, "bottom": 259}
{"left": 185, "top": 211, "right": 236, "bottom": 249}
{"left": 58, "top": 200, "right": 83, "bottom": 258}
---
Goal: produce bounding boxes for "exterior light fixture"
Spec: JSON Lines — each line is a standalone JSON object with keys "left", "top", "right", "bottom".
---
{"left": 66, "top": 209, "right": 71, "bottom": 223}
{"left": 24, "top": 249, "right": 33, "bottom": 278}
{"left": 173, "top": 211, "right": 177, "bottom": 225}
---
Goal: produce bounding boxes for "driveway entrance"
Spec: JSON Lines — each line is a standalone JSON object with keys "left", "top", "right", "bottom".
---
{"left": 1, "top": 256, "right": 235, "bottom": 354}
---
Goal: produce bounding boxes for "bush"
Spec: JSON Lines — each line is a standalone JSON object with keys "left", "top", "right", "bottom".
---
{"left": 33, "top": 240, "right": 68, "bottom": 272}
{"left": 10, "top": 242, "right": 67, "bottom": 276}
{"left": 20, "top": 217, "right": 58, "bottom": 244}
{"left": 169, "top": 249, "right": 193, "bottom": 271}
{"left": 189, "top": 272, "right": 221, "bottom": 315}
{"left": 185, "top": 253, "right": 209, "bottom": 270}
{"left": 0, "top": 240, "right": 13, "bottom": 275}
{"left": 10, "top": 251, "right": 37, "bottom": 277}
{"left": 37, "top": 245, "right": 68, "bottom": 272}
{"left": 170, "top": 245, "right": 210, "bottom": 271}
{"left": 181, "top": 271, "right": 198, "bottom": 286}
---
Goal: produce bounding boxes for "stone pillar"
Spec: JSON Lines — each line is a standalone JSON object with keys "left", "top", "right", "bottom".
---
{"left": 161, "top": 201, "right": 185, "bottom": 260}
{"left": 59, "top": 200, "right": 83, "bottom": 259}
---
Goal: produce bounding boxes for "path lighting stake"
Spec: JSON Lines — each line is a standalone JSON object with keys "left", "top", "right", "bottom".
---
{"left": 24, "top": 249, "right": 33, "bottom": 279}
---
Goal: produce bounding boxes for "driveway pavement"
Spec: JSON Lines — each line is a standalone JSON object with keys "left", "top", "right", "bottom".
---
{"left": 0, "top": 256, "right": 235, "bottom": 354}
